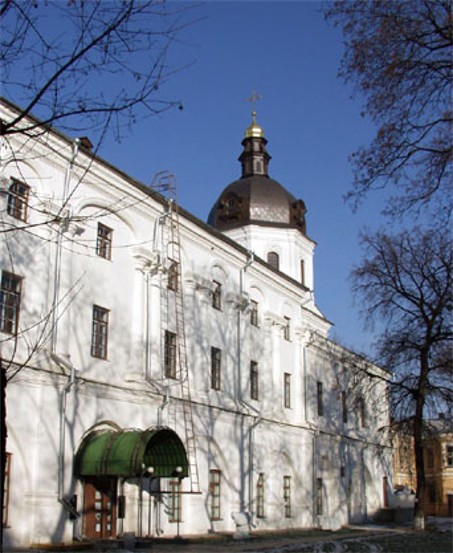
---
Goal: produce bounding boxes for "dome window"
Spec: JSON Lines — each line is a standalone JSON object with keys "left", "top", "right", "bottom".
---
{"left": 267, "top": 252, "right": 280, "bottom": 271}
{"left": 219, "top": 193, "right": 241, "bottom": 222}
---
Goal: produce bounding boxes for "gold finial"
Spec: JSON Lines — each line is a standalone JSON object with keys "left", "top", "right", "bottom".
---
{"left": 245, "top": 91, "right": 264, "bottom": 138}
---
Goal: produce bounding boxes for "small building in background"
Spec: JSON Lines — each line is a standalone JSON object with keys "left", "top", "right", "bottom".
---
{"left": 393, "top": 417, "right": 453, "bottom": 517}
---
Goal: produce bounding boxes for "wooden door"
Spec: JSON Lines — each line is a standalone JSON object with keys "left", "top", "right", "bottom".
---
{"left": 83, "top": 477, "right": 117, "bottom": 539}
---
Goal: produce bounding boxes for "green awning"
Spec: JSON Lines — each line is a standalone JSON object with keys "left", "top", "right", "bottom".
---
{"left": 74, "top": 427, "right": 189, "bottom": 478}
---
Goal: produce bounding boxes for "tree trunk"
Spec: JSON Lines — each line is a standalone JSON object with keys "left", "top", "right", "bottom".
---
{"left": 413, "top": 351, "right": 429, "bottom": 530}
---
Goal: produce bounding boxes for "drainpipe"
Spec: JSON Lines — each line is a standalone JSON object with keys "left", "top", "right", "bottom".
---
{"left": 50, "top": 139, "right": 80, "bottom": 355}
{"left": 312, "top": 429, "right": 319, "bottom": 527}
{"left": 144, "top": 268, "right": 151, "bottom": 380}
{"left": 52, "top": 353, "right": 79, "bottom": 519}
{"left": 248, "top": 415, "right": 262, "bottom": 524}
{"left": 301, "top": 331, "right": 313, "bottom": 422}
{"left": 237, "top": 251, "right": 254, "bottom": 399}
{"left": 238, "top": 251, "right": 254, "bottom": 513}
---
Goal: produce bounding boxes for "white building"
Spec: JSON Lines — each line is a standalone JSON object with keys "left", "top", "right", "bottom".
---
{"left": 1, "top": 98, "right": 392, "bottom": 548}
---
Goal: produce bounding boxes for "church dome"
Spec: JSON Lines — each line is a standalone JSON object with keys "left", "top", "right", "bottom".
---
{"left": 208, "top": 112, "right": 307, "bottom": 235}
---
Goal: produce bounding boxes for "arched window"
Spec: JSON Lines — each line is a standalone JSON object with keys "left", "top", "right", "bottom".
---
{"left": 267, "top": 251, "right": 279, "bottom": 271}
{"left": 300, "top": 259, "right": 305, "bottom": 286}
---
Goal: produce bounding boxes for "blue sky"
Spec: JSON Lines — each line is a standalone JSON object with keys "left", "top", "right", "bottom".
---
{"left": 6, "top": 1, "right": 390, "bottom": 356}
{"left": 101, "top": 1, "right": 387, "bottom": 356}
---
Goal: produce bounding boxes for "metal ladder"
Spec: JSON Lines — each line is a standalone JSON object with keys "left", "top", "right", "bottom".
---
{"left": 152, "top": 172, "right": 200, "bottom": 494}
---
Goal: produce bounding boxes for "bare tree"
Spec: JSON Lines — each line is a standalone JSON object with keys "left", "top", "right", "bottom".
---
{"left": 325, "top": 0, "right": 452, "bottom": 217}
{"left": 0, "top": 0, "right": 197, "bottom": 145}
{"left": 352, "top": 226, "right": 453, "bottom": 529}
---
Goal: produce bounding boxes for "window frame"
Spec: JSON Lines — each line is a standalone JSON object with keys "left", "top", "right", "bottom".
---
{"left": 250, "top": 300, "right": 259, "bottom": 327}
{"left": 267, "top": 251, "right": 280, "bottom": 271}
{"left": 358, "top": 396, "right": 367, "bottom": 428}
{"left": 256, "top": 473, "right": 265, "bottom": 519}
{"left": 0, "top": 272, "right": 23, "bottom": 335}
{"left": 96, "top": 223, "right": 113, "bottom": 260}
{"left": 300, "top": 259, "right": 306, "bottom": 286}
{"left": 316, "top": 478, "right": 323, "bottom": 516}
{"left": 250, "top": 360, "right": 259, "bottom": 401}
{"left": 212, "top": 280, "right": 222, "bottom": 310}
{"left": 317, "top": 381, "right": 324, "bottom": 417}
{"left": 91, "top": 305, "right": 109, "bottom": 359}
{"left": 164, "top": 330, "right": 177, "bottom": 379}
{"left": 284, "top": 372, "right": 291, "bottom": 409}
{"left": 7, "top": 179, "right": 30, "bottom": 222}
{"left": 209, "top": 469, "right": 221, "bottom": 521}
{"left": 211, "top": 347, "right": 221, "bottom": 391}
{"left": 342, "top": 391, "right": 348, "bottom": 424}
{"left": 283, "top": 316, "right": 291, "bottom": 341}
{"left": 283, "top": 475, "right": 291, "bottom": 518}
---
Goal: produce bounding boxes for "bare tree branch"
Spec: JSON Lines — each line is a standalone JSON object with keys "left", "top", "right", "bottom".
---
{"left": 325, "top": 0, "right": 453, "bottom": 218}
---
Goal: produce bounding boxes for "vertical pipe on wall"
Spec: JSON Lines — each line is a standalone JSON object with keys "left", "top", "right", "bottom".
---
{"left": 50, "top": 139, "right": 80, "bottom": 355}
{"left": 238, "top": 251, "right": 254, "bottom": 513}
{"left": 248, "top": 415, "right": 262, "bottom": 524}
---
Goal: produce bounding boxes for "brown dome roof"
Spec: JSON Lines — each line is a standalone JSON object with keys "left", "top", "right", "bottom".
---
{"left": 208, "top": 175, "right": 307, "bottom": 234}
{"left": 208, "top": 112, "right": 307, "bottom": 235}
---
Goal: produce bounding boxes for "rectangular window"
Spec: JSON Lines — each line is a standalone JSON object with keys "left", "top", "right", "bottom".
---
{"left": 250, "top": 300, "right": 259, "bottom": 327}
{"left": 283, "top": 316, "right": 291, "bottom": 341}
{"left": 168, "top": 479, "right": 182, "bottom": 522}
{"left": 340, "top": 466, "right": 346, "bottom": 478}
{"left": 96, "top": 223, "right": 113, "bottom": 260}
{"left": 164, "top": 330, "right": 177, "bottom": 379}
{"left": 446, "top": 445, "right": 453, "bottom": 467}
{"left": 316, "top": 478, "right": 323, "bottom": 516}
{"left": 342, "top": 391, "right": 348, "bottom": 424}
{"left": 167, "top": 260, "right": 179, "bottom": 292}
{"left": 209, "top": 469, "right": 221, "bottom": 520}
{"left": 2, "top": 452, "right": 11, "bottom": 527}
{"left": 91, "top": 305, "right": 109, "bottom": 359}
{"left": 256, "top": 473, "right": 265, "bottom": 518}
{"left": 250, "top": 361, "right": 259, "bottom": 400}
{"left": 317, "top": 381, "right": 324, "bottom": 417}
{"left": 283, "top": 475, "right": 291, "bottom": 518}
{"left": 211, "top": 347, "right": 221, "bottom": 390}
{"left": 7, "top": 179, "right": 29, "bottom": 222}
{"left": 284, "top": 373, "right": 291, "bottom": 409}
{"left": 212, "top": 280, "right": 222, "bottom": 310}
{"left": 0, "top": 272, "right": 22, "bottom": 334}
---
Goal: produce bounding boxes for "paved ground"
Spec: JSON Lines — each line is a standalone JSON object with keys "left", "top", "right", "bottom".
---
{"left": 8, "top": 519, "right": 452, "bottom": 553}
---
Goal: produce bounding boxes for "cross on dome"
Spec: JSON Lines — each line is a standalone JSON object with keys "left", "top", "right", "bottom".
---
{"left": 245, "top": 92, "right": 264, "bottom": 138}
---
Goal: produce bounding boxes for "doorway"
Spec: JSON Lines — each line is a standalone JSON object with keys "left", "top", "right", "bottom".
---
{"left": 83, "top": 477, "right": 117, "bottom": 539}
